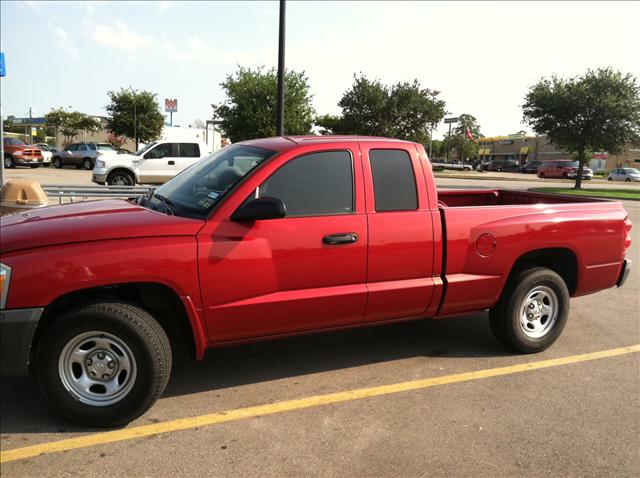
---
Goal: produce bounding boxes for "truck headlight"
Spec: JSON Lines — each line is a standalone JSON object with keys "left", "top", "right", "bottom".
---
{"left": 0, "top": 263, "right": 11, "bottom": 309}
{"left": 95, "top": 160, "right": 106, "bottom": 169}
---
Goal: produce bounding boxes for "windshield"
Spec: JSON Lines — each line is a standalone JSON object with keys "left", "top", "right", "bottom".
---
{"left": 98, "top": 144, "right": 116, "bottom": 151}
{"left": 4, "top": 138, "right": 25, "bottom": 145}
{"left": 135, "top": 142, "right": 157, "bottom": 156}
{"left": 623, "top": 168, "right": 640, "bottom": 174}
{"left": 149, "top": 144, "right": 277, "bottom": 218}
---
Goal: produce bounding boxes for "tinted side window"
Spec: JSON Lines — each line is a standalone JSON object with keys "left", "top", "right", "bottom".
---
{"left": 146, "top": 143, "right": 173, "bottom": 159}
{"left": 369, "top": 149, "right": 418, "bottom": 212}
{"left": 77, "top": 144, "right": 87, "bottom": 152}
{"left": 180, "top": 143, "right": 200, "bottom": 157}
{"left": 258, "top": 151, "right": 353, "bottom": 217}
{"left": 88, "top": 143, "right": 97, "bottom": 151}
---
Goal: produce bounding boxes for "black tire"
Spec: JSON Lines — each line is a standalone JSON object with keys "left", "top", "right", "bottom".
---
{"left": 35, "top": 301, "right": 172, "bottom": 428}
{"left": 82, "top": 158, "right": 93, "bottom": 170}
{"left": 497, "top": 167, "right": 502, "bottom": 172}
{"left": 30, "top": 164, "right": 40, "bottom": 168}
{"left": 538, "top": 172, "right": 545, "bottom": 179}
{"left": 107, "top": 170, "right": 135, "bottom": 186}
{"left": 489, "top": 267, "right": 570, "bottom": 354}
{"left": 4, "top": 154, "right": 15, "bottom": 169}
{"left": 607, "top": 177, "right": 612, "bottom": 181}
{"left": 626, "top": 178, "right": 631, "bottom": 182}
{"left": 53, "top": 157, "right": 63, "bottom": 168}
{"left": 43, "top": 163, "right": 51, "bottom": 168}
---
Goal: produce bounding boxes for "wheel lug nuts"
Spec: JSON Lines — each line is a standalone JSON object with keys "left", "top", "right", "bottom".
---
{"left": 97, "top": 352, "right": 106, "bottom": 360}
{"left": 90, "top": 371, "right": 96, "bottom": 377}
{"left": 86, "top": 359, "right": 93, "bottom": 366}
{"left": 527, "top": 313, "right": 533, "bottom": 319}
{"left": 107, "top": 361, "right": 115, "bottom": 369}
{"left": 102, "top": 374, "right": 110, "bottom": 379}
{"left": 528, "top": 304, "right": 535, "bottom": 309}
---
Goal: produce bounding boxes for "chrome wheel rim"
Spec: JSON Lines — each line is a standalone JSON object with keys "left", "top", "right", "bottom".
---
{"left": 519, "top": 286, "right": 558, "bottom": 338}
{"left": 112, "top": 175, "right": 128, "bottom": 186}
{"left": 58, "top": 331, "right": 137, "bottom": 407}
{"left": 4, "top": 157, "right": 11, "bottom": 167}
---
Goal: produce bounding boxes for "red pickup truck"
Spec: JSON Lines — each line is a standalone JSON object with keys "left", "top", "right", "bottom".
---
{"left": 0, "top": 136, "right": 632, "bottom": 427}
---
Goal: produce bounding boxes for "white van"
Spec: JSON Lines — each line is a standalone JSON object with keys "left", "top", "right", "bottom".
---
{"left": 92, "top": 140, "right": 210, "bottom": 185}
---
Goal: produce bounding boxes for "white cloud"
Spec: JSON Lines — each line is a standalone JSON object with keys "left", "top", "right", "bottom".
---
{"left": 91, "top": 21, "right": 154, "bottom": 50}
{"left": 50, "top": 26, "right": 79, "bottom": 59}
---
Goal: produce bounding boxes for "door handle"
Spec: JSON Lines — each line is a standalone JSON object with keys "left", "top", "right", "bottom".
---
{"left": 168, "top": 160, "right": 175, "bottom": 165}
{"left": 322, "top": 233, "right": 358, "bottom": 245}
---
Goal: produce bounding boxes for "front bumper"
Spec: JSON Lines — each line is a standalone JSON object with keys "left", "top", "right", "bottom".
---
{"left": 92, "top": 168, "right": 108, "bottom": 185}
{"left": 15, "top": 157, "right": 44, "bottom": 166}
{"left": 0, "top": 308, "right": 43, "bottom": 376}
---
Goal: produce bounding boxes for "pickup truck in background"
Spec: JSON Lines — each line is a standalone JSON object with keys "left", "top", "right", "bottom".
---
{"left": 0, "top": 136, "right": 632, "bottom": 427}
{"left": 3, "top": 137, "right": 44, "bottom": 168}
{"left": 92, "top": 140, "right": 210, "bottom": 186}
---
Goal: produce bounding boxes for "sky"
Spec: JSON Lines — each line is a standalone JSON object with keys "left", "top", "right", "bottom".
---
{"left": 1, "top": 0, "right": 639, "bottom": 138}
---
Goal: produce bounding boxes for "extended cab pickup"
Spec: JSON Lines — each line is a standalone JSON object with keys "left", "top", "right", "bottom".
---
{"left": 0, "top": 136, "right": 632, "bottom": 427}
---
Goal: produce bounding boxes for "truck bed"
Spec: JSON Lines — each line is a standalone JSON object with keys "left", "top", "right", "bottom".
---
{"left": 437, "top": 189, "right": 607, "bottom": 208}
{"left": 435, "top": 188, "right": 627, "bottom": 317}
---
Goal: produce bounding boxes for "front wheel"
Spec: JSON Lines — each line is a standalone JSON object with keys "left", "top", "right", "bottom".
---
{"left": 35, "top": 302, "right": 172, "bottom": 427}
{"left": 4, "top": 155, "right": 15, "bottom": 169}
{"left": 82, "top": 158, "right": 93, "bottom": 170}
{"left": 107, "top": 171, "right": 134, "bottom": 186}
{"left": 489, "top": 268, "right": 569, "bottom": 353}
{"left": 608, "top": 177, "right": 613, "bottom": 181}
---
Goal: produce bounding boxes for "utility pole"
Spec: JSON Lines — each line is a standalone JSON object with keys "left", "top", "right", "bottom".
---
{"left": 446, "top": 122, "right": 452, "bottom": 161}
{"left": 275, "top": 0, "right": 286, "bottom": 136}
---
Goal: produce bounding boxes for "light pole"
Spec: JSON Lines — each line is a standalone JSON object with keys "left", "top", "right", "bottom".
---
{"left": 276, "top": 0, "right": 286, "bottom": 136}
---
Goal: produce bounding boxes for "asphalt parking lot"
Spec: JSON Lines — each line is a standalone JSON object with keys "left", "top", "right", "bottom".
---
{"left": 1, "top": 172, "right": 639, "bottom": 477}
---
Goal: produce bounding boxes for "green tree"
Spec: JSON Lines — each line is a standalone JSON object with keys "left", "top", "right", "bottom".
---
{"left": 441, "top": 113, "right": 482, "bottom": 161}
{"left": 44, "top": 108, "right": 101, "bottom": 145}
{"left": 105, "top": 88, "right": 165, "bottom": 149}
{"left": 523, "top": 68, "right": 640, "bottom": 188}
{"left": 316, "top": 74, "right": 446, "bottom": 145}
{"left": 216, "top": 66, "right": 315, "bottom": 142}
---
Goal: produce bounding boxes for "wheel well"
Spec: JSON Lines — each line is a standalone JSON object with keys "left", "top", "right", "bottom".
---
{"left": 507, "top": 248, "right": 578, "bottom": 295}
{"left": 31, "top": 283, "right": 196, "bottom": 367}
{"left": 107, "top": 168, "right": 134, "bottom": 180}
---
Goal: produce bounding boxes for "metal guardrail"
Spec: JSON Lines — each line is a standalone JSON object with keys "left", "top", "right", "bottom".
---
{"left": 42, "top": 185, "right": 154, "bottom": 204}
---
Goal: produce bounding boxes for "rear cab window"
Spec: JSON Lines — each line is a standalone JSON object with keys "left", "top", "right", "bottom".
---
{"left": 179, "top": 143, "right": 200, "bottom": 158}
{"left": 368, "top": 149, "right": 418, "bottom": 211}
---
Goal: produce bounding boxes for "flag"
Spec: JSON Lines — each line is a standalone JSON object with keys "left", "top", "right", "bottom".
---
{"left": 465, "top": 128, "right": 476, "bottom": 142}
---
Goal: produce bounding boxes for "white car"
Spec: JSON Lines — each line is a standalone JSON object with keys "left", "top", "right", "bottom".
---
{"left": 92, "top": 140, "right": 210, "bottom": 186}
{"left": 607, "top": 167, "right": 640, "bottom": 182}
{"left": 40, "top": 150, "right": 52, "bottom": 167}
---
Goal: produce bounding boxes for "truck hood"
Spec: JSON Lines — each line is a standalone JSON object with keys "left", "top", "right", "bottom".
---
{"left": 103, "top": 154, "right": 136, "bottom": 166}
{"left": 0, "top": 199, "right": 204, "bottom": 254}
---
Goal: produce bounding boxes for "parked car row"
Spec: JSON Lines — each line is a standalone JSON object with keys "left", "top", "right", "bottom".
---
{"left": 608, "top": 168, "right": 640, "bottom": 182}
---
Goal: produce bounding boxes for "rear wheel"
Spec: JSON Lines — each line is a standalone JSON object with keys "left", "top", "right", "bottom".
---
{"left": 82, "top": 158, "right": 93, "bottom": 170}
{"left": 107, "top": 171, "right": 134, "bottom": 186}
{"left": 497, "top": 167, "right": 502, "bottom": 172}
{"left": 53, "top": 157, "right": 63, "bottom": 168}
{"left": 4, "top": 155, "right": 15, "bottom": 168}
{"left": 35, "top": 301, "right": 172, "bottom": 427}
{"left": 489, "top": 268, "right": 569, "bottom": 353}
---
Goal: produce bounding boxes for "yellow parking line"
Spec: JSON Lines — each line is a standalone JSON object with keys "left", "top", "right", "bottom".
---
{"left": 2, "top": 344, "right": 639, "bottom": 464}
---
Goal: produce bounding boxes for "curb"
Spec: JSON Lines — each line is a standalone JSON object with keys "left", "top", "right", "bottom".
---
{"left": 528, "top": 188, "right": 640, "bottom": 201}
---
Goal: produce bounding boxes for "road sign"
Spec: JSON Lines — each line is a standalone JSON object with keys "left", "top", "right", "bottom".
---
{"left": 164, "top": 98, "right": 178, "bottom": 113}
{"left": 444, "top": 117, "right": 458, "bottom": 124}
{"left": 0, "top": 53, "right": 6, "bottom": 77}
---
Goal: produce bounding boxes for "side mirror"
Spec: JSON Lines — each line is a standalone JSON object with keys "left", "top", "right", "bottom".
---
{"left": 231, "top": 196, "right": 286, "bottom": 222}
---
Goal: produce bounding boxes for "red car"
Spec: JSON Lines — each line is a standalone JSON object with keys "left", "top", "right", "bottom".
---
{"left": 0, "top": 136, "right": 632, "bottom": 427}
{"left": 537, "top": 160, "right": 592, "bottom": 179}
{"left": 3, "top": 137, "right": 44, "bottom": 168}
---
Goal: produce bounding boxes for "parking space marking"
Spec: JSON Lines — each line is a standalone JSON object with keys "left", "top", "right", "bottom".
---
{"left": 1, "top": 344, "right": 638, "bottom": 464}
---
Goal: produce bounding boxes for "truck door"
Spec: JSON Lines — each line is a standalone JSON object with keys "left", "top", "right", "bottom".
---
{"left": 360, "top": 142, "right": 438, "bottom": 322}
{"left": 198, "top": 143, "right": 368, "bottom": 343}
{"left": 176, "top": 143, "right": 201, "bottom": 175}
{"left": 137, "top": 142, "right": 177, "bottom": 183}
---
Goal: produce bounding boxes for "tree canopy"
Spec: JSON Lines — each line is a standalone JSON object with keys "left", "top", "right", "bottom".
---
{"left": 316, "top": 75, "right": 446, "bottom": 144}
{"left": 523, "top": 68, "right": 640, "bottom": 188}
{"left": 44, "top": 108, "right": 101, "bottom": 145}
{"left": 216, "top": 66, "right": 315, "bottom": 142}
{"left": 105, "top": 88, "right": 165, "bottom": 148}
{"left": 441, "top": 113, "right": 482, "bottom": 161}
